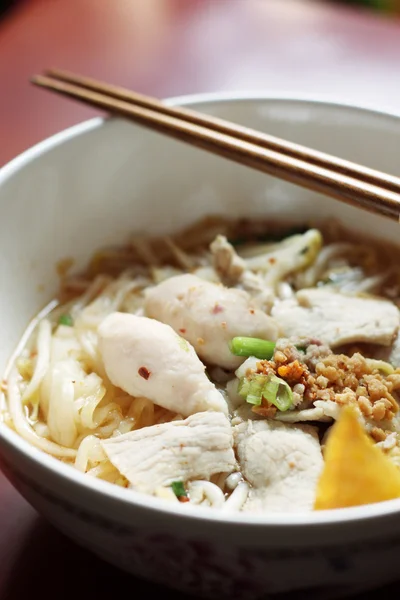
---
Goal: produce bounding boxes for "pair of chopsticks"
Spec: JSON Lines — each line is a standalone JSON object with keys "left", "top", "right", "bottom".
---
{"left": 32, "top": 69, "right": 400, "bottom": 222}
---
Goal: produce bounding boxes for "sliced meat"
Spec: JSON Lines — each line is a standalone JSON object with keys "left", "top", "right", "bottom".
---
{"left": 209, "top": 234, "right": 268, "bottom": 298}
{"left": 98, "top": 312, "right": 227, "bottom": 417}
{"left": 144, "top": 273, "right": 279, "bottom": 370}
{"left": 234, "top": 419, "right": 323, "bottom": 513}
{"left": 101, "top": 411, "right": 235, "bottom": 493}
{"left": 272, "top": 288, "right": 399, "bottom": 348}
{"left": 210, "top": 235, "right": 246, "bottom": 286}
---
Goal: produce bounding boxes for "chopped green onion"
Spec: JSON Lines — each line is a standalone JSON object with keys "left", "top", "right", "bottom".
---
{"left": 58, "top": 314, "right": 73, "bottom": 327}
{"left": 261, "top": 375, "right": 279, "bottom": 405}
{"left": 238, "top": 372, "right": 293, "bottom": 412}
{"left": 238, "top": 374, "right": 264, "bottom": 404}
{"left": 230, "top": 337, "right": 275, "bottom": 359}
{"left": 238, "top": 376, "right": 250, "bottom": 397}
{"left": 246, "top": 374, "right": 266, "bottom": 406}
{"left": 171, "top": 481, "right": 187, "bottom": 498}
{"left": 263, "top": 374, "right": 293, "bottom": 411}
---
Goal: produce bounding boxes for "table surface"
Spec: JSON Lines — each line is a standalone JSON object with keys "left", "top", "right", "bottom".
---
{"left": 2, "top": 0, "right": 400, "bottom": 597}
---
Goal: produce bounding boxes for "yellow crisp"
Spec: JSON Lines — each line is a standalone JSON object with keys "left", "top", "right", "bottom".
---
{"left": 314, "top": 405, "right": 400, "bottom": 510}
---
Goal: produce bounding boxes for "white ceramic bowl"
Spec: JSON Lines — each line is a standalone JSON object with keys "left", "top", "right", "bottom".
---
{"left": 2, "top": 95, "right": 400, "bottom": 600}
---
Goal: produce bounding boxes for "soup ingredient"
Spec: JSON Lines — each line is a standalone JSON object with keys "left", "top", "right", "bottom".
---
{"left": 272, "top": 288, "right": 399, "bottom": 348}
{"left": 58, "top": 314, "right": 74, "bottom": 327}
{"left": 221, "top": 480, "right": 250, "bottom": 512}
{"left": 314, "top": 405, "right": 400, "bottom": 510}
{"left": 98, "top": 312, "right": 228, "bottom": 417}
{"left": 7, "top": 365, "right": 77, "bottom": 459}
{"left": 234, "top": 229, "right": 323, "bottom": 288}
{"left": 278, "top": 344, "right": 399, "bottom": 434}
{"left": 144, "top": 273, "right": 279, "bottom": 369}
{"left": 21, "top": 319, "right": 51, "bottom": 405}
{"left": 171, "top": 480, "right": 188, "bottom": 500}
{"left": 210, "top": 235, "right": 247, "bottom": 286}
{"left": 45, "top": 360, "right": 81, "bottom": 447}
{"left": 210, "top": 235, "right": 275, "bottom": 308}
{"left": 187, "top": 480, "right": 226, "bottom": 508}
{"left": 230, "top": 336, "right": 275, "bottom": 359}
{"left": 234, "top": 339, "right": 400, "bottom": 435}
{"left": 238, "top": 372, "right": 293, "bottom": 411}
{"left": 101, "top": 411, "right": 235, "bottom": 493}
{"left": 234, "top": 419, "right": 323, "bottom": 513}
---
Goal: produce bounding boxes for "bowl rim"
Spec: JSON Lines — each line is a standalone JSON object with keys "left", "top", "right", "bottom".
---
{"left": 2, "top": 91, "right": 400, "bottom": 529}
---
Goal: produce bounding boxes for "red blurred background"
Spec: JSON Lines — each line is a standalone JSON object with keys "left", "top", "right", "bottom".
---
{"left": 2, "top": 0, "right": 400, "bottom": 167}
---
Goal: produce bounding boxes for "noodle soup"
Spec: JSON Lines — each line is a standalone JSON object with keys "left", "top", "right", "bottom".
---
{"left": 3, "top": 216, "right": 400, "bottom": 514}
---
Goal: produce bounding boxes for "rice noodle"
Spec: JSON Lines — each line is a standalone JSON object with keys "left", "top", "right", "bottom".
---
{"left": 130, "top": 237, "right": 160, "bottom": 266}
{"left": 22, "top": 319, "right": 51, "bottom": 404}
{"left": 127, "top": 396, "right": 155, "bottom": 429}
{"left": 163, "top": 236, "right": 195, "bottom": 270}
{"left": 86, "top": 461, "right": 121, "bottom": 481}
{"left": 211, "top": 471, "right": 230, "bottom": 490}
{"left": 342, "top": 271, "right": 392, "bottom": 294}
{"left": 46, "top": 361, "right": 79, "bottom": 447}
{"left": 70, "top": 274, "right": 113, "bottom": 317}
{"left": 74, "top": 434, "right": 106, "bottom": 472}
{"left": 225, "top": 471, "right": 243, "bottom": 490}
{"left": 188, "top": 480, "right": 226, "bottom": 508}
{"left": 221, "top": 481, "right": 249, "bottom": 511}
{"left": 7, "top": 366, "right": 76, "bottom": 458}
{"left": 296, "top": 243, "right": 355, "bottom": 288}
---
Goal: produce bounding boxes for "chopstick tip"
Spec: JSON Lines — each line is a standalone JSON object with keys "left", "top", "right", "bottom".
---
{"left": 30, "top": 74, "right": 53, "bottom": 87}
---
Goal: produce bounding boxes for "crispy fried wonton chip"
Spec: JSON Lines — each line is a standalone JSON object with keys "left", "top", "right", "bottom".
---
{"left": 315, "top": 405, "right": 400, "bottom": 510}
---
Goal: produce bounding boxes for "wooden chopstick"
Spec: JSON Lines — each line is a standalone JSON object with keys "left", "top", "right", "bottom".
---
{"left": 46, "top": 68, "right": 400, "bottom": 196}
{"left": 31, "top": 72, "right": 400, "bottom": 222}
